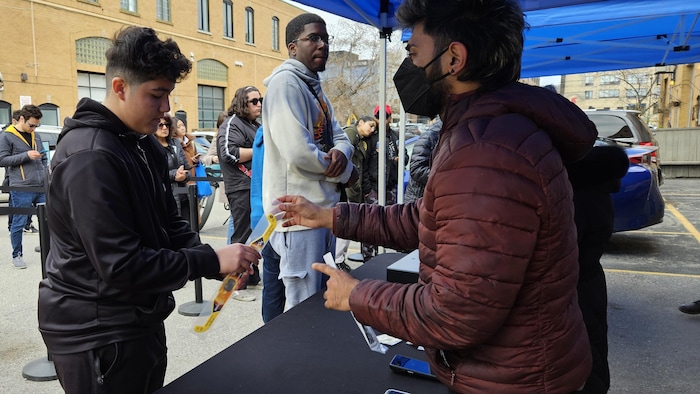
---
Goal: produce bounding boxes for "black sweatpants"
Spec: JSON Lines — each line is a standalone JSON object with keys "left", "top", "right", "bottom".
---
{"left": 52, "top": 328, "right": 167, "bottom": 394}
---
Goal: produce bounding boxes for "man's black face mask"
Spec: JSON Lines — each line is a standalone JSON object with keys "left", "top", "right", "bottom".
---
{"left": 393, "top": 48, "right": 450, "bottom": 118}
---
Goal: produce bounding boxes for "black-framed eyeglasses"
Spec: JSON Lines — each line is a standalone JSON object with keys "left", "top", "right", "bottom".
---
{"left": 247, "top": 98, "right": 263, "bottom": 105}
{"left": 28, "top": 123, "right": 40, "bottom": 128}
{"left": 158, "top": 123, "right": 171, "bottom": 128}
{"left": 292, "top": 34, "right": 332, "bottom": 45}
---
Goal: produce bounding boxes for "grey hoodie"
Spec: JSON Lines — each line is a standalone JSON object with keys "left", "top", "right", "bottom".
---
{"left": 262, "top": 59, "right": 353, "bottom": 231}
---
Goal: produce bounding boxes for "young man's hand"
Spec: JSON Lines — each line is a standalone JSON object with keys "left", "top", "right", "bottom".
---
{"left": 277, "top": 195, "right": 334, "bottom": 229}
{"left": 312, "top": 262, "right": 360, "bottom": 311}
{"left": 324, "top": 149, "right": 348, "bottom": 177}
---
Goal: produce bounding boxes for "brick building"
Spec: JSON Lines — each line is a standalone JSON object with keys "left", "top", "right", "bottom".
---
{"left": 0, "top": 0, "right": 303, "bottom": 130}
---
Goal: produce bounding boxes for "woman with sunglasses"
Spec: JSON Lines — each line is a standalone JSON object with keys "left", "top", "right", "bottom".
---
{"left": 155, "top": 113, "right": 192, "bottom": 225}
{"left": 217, "top": 86, "right": 263, "bottom": 296}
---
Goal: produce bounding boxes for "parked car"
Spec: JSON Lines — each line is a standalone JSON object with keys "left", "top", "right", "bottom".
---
{"left": 401, "top": 134, "right": 663, "bottom": 232}
{"left": 585, "top": 109, "right": 663, "bottom": 184}
{"left": 608, "top": 141, "right": 664, "bottom": 232}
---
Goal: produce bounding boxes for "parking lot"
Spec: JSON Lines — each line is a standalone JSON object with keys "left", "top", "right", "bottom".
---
{"left": 1, "top": 178, "right": 700, "bottom": 393}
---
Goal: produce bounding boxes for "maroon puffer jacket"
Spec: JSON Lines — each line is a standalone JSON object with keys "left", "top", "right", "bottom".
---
{"left": 335, "top": 83, "right": 596, "bottom": 393}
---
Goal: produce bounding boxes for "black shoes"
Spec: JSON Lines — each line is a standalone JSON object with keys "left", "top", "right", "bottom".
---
{"left": 337, "top": 261, "right": 353, "bottom": 272}
{"left": 678, "top": 300, "right": 700, "bottom": 314}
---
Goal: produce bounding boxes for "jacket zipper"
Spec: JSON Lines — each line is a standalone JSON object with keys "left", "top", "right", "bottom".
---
{"left": 136, "top": 140, "right": 156, "bottom": 196}
{"left": 439, "top": 349, "right": 456, "bottom": 386}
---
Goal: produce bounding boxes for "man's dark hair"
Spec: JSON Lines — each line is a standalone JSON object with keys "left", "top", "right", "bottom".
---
{"left": 105, "top": 26, "right": 192, "bottom": 86}
{"left": 286, "top": 13, "right": 325, "bottom": 46}
{"left": 227, "top": 86, "right": 260, "bottom": 119}
{"left": 397, "top": 0, "right": 527, "bottom": 92}
{"left": 19, "top": 104, "right": 42, "bottom": 120}
{"left": 11, "top": 110, "right": 21, "bottom": 122}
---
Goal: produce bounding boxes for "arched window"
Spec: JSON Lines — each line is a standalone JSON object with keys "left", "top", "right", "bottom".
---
{"left": 245, "top": 7, "right": 255, "bottom": 44}
{"left": 38, "top": 103, "right": 60, "bottom": 127}
{"left": 272, "top": 16, "right": 280, "bottom": 51}
{"left": 197, "top": 59, "right": 228, "bottom": 82}
{"left": 75, "top": 37, "right": 111, "bottom": 66}
{"left": 0, "top": 100, "right": 11, "bottom": 128}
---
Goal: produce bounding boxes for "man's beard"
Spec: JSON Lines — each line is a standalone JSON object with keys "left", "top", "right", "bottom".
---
{"left": 426, "top": 62, "right": 448, "bottom": 115}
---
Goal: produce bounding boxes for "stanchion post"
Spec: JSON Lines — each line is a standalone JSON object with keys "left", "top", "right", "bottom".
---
{"left": 178, "top": 185, "right": 210, "bottom": 316}
{"left": 22, "top": 203, "right": 58, "bottom": 381}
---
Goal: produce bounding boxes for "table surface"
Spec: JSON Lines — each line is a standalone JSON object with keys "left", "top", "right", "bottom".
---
{"left": 157, "top": 253, "right": 447, "bottom": 394}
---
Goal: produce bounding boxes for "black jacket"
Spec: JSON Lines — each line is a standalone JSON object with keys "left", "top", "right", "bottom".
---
{"left": 217, "top": 114, "right": 258, "bottom": 194}
{"left": 38, "top": 98, "right": 221, "bottom": 355}
{"left": 405, "top": 120, "right": 441, "bottom": 203}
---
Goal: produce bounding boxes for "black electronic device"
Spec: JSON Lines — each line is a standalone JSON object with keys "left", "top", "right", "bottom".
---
{"left": 389, "top": 354, "right": 438, "bottom": 381}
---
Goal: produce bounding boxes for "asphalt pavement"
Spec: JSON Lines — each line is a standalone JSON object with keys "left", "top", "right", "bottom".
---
{"left": 1, "top": 179, "right": 700, "bottom": 393}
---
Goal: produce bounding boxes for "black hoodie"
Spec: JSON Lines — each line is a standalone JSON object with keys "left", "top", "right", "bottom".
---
{"left": 38, "top": 98, "right": 221, "bottom": 354}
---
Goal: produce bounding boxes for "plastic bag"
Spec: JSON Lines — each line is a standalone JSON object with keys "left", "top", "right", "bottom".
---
{"left": 195, "top": 162, "right": 213, "bottom": 199}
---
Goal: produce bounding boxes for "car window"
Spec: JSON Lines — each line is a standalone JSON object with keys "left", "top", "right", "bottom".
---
{"left": 588, "top": 115, "right": 633, "bottom": 139}
{"left": 36, "top": 131, "right": 60, "bottom": 148}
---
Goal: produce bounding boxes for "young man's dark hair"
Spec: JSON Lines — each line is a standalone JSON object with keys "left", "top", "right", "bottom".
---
{"left": 11, "top": 110, "right": 21, "bottom": 122}
{"left": 18, "top": 104, "right": 42, "bottom": 121}
{"left": 396, "top": 0, "right": 527, "bottom": 93}
{"left": 105, "top": 26, "right": 191, "bottom": 86}
{"left": 38, "top": 26, "right": 259, "bottom": 394}
{"left": 285, "top": 13, "right": 325, "bottom": 46}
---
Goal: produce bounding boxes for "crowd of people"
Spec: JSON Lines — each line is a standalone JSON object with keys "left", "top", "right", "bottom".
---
{"left": 3, "top": 1, "right": 684, "bottom": 393}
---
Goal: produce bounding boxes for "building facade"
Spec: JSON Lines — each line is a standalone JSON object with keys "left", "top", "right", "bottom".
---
{"left": 0, "top": 0, "right": 303, "bottom": 130}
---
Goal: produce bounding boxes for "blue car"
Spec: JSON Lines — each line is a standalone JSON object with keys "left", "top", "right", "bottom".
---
{"left": 611, "top": 145, "right": 664, "bottom": 232}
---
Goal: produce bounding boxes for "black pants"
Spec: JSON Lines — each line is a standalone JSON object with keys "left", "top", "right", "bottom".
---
{"left": 52, "top": 328, "right": 167, "bottom": 394}
{"left": 574, "top": 190, "right": 613, "bottom": 394}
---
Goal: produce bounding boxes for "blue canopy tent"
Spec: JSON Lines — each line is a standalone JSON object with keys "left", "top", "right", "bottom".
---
{"left": 291, "top": 0, "right": 700, "bottom": 200}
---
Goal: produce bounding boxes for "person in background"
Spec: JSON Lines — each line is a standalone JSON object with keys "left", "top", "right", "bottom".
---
{"left": 567, "top": 143, "right": 629, "bottom": 393}
{"left": 173, "top": 115, "right": 199, "bottom": 180}
{"left": 217, "top": 86, "right": 263, "bottom": 299}
{"left": 0, "top": 104, "right": 46, "bottom": 269}
{"left": 370, "top": 104, "right": 404, "bottom": 205}
{"left": 262, "top": 13, "right": 356, "bottom": 310}
{"left": 37, "top": 26, "right": 260, "bottom": 394}
{"left": 404, "top": 117, "right": 441, "bottom": 203}
{"left": 335, "top": 116, "right": 376, "bottom": 270}
{"left": 155, "top": 113, "right": 192, "bottom": 224}
{"left": 277, "top": 0, "right": 596, "bottom": 391}
{"left": 250, "top": 124, "right": 285, "bottom": 322}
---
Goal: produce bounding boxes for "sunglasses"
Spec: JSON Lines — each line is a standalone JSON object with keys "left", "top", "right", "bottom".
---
{"left": 158, "top": 123, "right": 171, "bottom": 128}
{"left": 28, "top": 123, "right": 40, "bottom": 128}
{"left": 247, "top": 98, "right": 263, "bottom": 105}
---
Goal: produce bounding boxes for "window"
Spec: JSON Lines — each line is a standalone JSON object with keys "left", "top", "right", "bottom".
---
{"left": 120, "top": 0, "right": 137, "bottom": 13}
{"left": 156, "top": 0, "right": 171, "bottom": 22}
{"left": 245, "top": 7, "right": 254, "bottom": 44}
{"left": 198, "top": 85, "right": 225, "bottom": 129}
{"left": 0, "top": 101, "right": 11, "bottom": 127}
{"left": 75, "top": 37, "right": 111, "bottom": 66}
{"left": 198, "top": 0, "right": 210, "bottom": 32}
{"left": 584, "top": 76, "right": 594, "bottom": 86}
{"left": 223, "top": 0, "right": 233, "bottom": 39}
{"left": 38, "top": 104, "right": 60, "bottom": 127}
{"left": 77, "top": 72, "right": 107, "bottom": 103}
{"left": 626, "top": 73, "right": 649, "bottom": 85}
{"left": 584, "top": 91, "right": 593, "bottom": 99}
{"left": 598, "top": 89, "right": 620, "bottom": 98}
{"left": 197, "top": 59, "right": 228, "bottom": 81}
{"left": 599, "top": 75, "right": 620, "bottom": 85}
{"left": 272, "top": 16, "right": 280, "bottom": 51}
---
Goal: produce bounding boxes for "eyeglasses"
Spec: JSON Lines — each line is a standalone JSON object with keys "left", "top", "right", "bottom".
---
{"left": 28, "top": 123, "right": 40, "bottom": 128}
{"left": 292, "top": 34, "right": 332, "bottom": 45}
{"left": 247, "top": 98, "right": 263, "bottom": 105}
{"left": 158, "top": 123, "right": 171, "bottom": 128}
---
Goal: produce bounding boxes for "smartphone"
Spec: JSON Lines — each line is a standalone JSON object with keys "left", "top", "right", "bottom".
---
{"left": 384, "top": 390, "right": 411, "bottom": 394}
{"left": 389, "top": 354, "right": 438, "bottom": 381}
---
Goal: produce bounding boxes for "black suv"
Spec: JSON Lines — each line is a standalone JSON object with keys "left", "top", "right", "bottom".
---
{"left": 584, "top": 109, "right": 663, "bottom": 184}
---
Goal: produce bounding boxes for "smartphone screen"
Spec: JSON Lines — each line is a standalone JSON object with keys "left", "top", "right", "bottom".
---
{"left": 389, "top": 354, "right": 438, "bottom": 380}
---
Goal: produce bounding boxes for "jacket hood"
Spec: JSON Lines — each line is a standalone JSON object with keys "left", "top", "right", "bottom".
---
{"left": 451, "top": 83, "right": 597, "bottom": 163}
{"left": 59, "top": 98, "right": 141, "bottom": 144}
{"left": 263, "top": 59, "right": 321, "bottom": 90}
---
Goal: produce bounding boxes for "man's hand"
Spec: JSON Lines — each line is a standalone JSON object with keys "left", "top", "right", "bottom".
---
{"left": 312, "top": 262, "right": 360, "bottom": 311}
{"left": 27, "top": 150, "right": 42, "bottom": 160}
{"left": 364, "top": 189, "right": 378, "bottom": 204}
{"left": 277, "top": 195, "right": 334, "bottom": 229}
{"left": 324, "top": 149, "right": 348, "bottom": 177}
{"left": 215, "top": 244, "right": 262, "bottom": 275}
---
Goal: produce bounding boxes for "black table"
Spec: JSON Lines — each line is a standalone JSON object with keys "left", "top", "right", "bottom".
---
{"left": 158, "top": 253, "right": 448, "bottom": 394}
